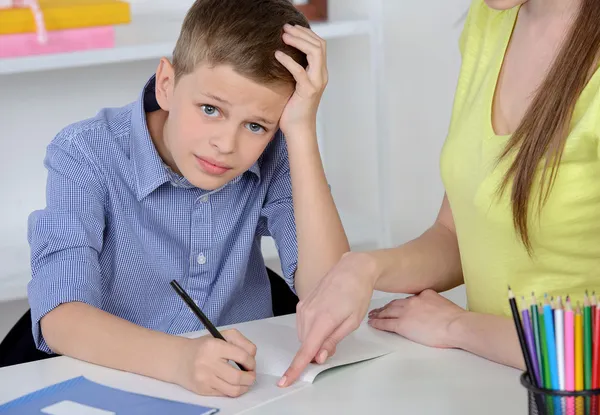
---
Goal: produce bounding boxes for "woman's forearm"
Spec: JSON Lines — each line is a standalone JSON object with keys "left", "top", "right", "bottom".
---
{"left": 371, "top": 222, "right": 464, "bottom": 294}
{"left": 447, "top": 311, "right": 525, "bottom": 369}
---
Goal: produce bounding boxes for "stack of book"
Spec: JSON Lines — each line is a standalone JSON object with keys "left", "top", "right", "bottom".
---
{"left": 0, "top": 0, "right": 130, "bottom": 58}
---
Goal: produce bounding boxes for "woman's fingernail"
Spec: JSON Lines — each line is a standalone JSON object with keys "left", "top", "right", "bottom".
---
{"left": 278, "top": 376, "right": 287, "bottom": 387}
{"left": 319, "top": 350, "right": 328, "bottom": 363}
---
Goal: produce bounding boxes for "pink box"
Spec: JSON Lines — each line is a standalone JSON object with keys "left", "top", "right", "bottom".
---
{"left": 0, "top": 25, "right": 115, "bottom": 58}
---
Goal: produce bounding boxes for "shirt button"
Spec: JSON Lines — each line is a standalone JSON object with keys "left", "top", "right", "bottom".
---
{"left": 200, "top": 195, "right": 209, "bottom": 203}
{"left": 197, "top": 253, "right": 207, "bottom": 265}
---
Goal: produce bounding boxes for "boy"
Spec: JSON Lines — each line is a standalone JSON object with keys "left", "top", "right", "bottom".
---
{"left": 27, "top": 0, "right": 349, "bottom": 398}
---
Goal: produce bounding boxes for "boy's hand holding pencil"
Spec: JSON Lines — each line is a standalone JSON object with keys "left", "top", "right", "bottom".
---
{"left": 175, "top": 330, "right": 257, "bottom": 397}
{"left": 170, "top": 280, "right": 257, "bottom": 397}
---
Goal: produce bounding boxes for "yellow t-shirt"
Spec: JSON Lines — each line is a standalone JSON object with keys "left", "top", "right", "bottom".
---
{"left": 440, "top": 0, "right": 600, "bottom": 317}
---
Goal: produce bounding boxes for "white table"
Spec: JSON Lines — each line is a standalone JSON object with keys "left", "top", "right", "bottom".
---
{"left": 0, "top": 292, "right": 528, "bottom": 414}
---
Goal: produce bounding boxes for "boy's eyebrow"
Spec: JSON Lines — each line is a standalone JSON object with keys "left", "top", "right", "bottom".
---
{"left": 253, "top": 116, "right": 277, "bottom": 126}
{"left": 204, "top": 93, "right": 231, "bottom": 106}
{"left": 202, "top": 92, "right": 277, "bottom": 126}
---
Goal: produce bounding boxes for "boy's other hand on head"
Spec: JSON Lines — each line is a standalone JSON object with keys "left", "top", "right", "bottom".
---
{"left": 276, "top": 24, "right": 328, "bottom": 138}
{"left": 175, "top": 329, "right": 257, "bottom": 397}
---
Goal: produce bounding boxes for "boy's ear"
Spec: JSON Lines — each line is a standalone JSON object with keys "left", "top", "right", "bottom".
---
{"left": 155, "top": 57, "right": 175, "bottom": 111}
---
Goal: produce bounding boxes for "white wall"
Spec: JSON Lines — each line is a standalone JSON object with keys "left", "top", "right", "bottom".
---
{"left": 0, "top": 0, "right": 470, "bottom": 341}
{"left": 383, "top": 0, "right": 471, "bottom": 242}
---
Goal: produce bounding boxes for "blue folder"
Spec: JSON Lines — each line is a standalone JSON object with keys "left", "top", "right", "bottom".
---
{"left": 0, "top": 376, "right": 219, "bottom": 414}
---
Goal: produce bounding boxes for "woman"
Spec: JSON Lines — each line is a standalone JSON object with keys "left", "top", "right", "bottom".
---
{"left": 278, "top": 0, "right": 600, "bottom": 388}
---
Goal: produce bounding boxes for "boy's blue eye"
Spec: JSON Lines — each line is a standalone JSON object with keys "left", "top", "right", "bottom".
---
{"left": 246, "top": 123, "right": 265, "bottom": 134}
{"left": 201, "top": 105, "right": 220, "bottom": 117}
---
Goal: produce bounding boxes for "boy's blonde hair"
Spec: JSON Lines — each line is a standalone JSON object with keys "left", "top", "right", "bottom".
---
{"left": 172, "top": 0, "right": 310, "bottom": 85}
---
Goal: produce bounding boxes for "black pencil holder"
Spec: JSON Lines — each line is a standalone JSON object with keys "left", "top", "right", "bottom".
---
{"left": 521, "top": 372, "right": 600, "bottom": 415}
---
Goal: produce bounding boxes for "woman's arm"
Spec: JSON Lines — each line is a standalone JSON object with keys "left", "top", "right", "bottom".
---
{"left": 449, "top": 311, "right": 524, "bottom": 369}
{"left": 280, "top": 193, "right": 464, "bottom": 387}
{"left": 372, "top": 194, "right": 463, "bottom": 293}
{"left": 368, "top": 290, "right": 524, "bottom": 369}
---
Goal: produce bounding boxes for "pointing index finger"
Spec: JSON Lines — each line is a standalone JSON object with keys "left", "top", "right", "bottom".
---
{"left": 278, "top": 318, "right": 336, "bottom": 387}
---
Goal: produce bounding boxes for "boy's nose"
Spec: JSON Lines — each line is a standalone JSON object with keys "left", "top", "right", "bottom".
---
{"left": 209, "top": 130, "right": 237, "bottom": 154}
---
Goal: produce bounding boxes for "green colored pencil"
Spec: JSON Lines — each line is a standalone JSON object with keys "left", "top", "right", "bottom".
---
{"left": 540, "top": 305, "right": 552, "bottom": 389}
{"left": 531, "top": 295, "right": 545, "bottom": 387}
{"left": 585, "top": 293, "right": 593, "bottom": 390}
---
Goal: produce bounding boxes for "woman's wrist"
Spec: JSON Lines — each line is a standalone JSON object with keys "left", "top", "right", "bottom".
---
{"left": 359, "top": 251, "right": 385, "bottom": 289}
{"left": 444, "top": 309, "right": 470, "bottom": 349}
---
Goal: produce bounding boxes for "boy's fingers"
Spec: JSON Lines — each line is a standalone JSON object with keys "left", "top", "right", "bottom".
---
{"left": 212, "top": 376, "right": 250, "bottom": 398}
{"left": 215, "top": 361, "right": 256, "bottom": 387}
{"left": 223, "top": 329, "right": 258, "bottom": 357}
{"left": 219, "top": 341, "right": 256, "bottom": 371}
{"left": 283, "top": 24, "right": 321, "bottom": 47}
{"left": 275, "top": 51, "right": 310, "bottom": 85}
{"left": 289, "top": 24, "right": 325, "bottom": 47}
{"left": 282, "top": 33, "right": 322, "bottom": 58}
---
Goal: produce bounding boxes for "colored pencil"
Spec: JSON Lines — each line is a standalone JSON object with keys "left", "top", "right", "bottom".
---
{"left": 593, "top": 303, "right": 600, "bottom": 415}
{"left": 509, "top": 288, "right": 548, "bottom": 414}
{"left": 575, "top": 304, "right": 584, "bottom": 415}
{"left": 509, "top": 287, "right": 540, "bottom": 386}
{"left": 565, "top": 298, "right": 575, "bottom": 391}
{"left": 532, "top": 294, "right": 545, "bottom": 387}
{"left": 594, "top": 303, "right": 600, "bottom": 389}
{"left": 565, "top": 298, "right": 575, "bottom": 415}
{"left": 544, "top": 295, "right": 560, "bottom": 390}
{"left": 541, "top": 305, "right": 552, "bottom": 389}
{"left": 592, "top": 292, "right": 597, "bottom": 343}
{"left": 555, "top": 296, "right": 565, "bottom": 391}
{"left": 522, "top": 298, "right": 542, "bottom": 387}
{"left": 575, "top": 304, "right": 584, "bottom": 391}
{"left": 584, "top": 293, "right": 593, "bottom": 390}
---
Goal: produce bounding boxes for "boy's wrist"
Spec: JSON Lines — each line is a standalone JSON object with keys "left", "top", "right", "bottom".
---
{"left": 159, "top": 335, "right": 194, "bottom": 385}
{"left": 281, "top": 122, "right": 317, "bottom": 141}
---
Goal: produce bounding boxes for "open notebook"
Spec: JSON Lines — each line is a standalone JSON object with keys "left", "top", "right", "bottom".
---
{"left": 174, "top": 317, "right": 397, "bottom": 413}
{"left": 239, "top": 320, "right": 394, "bottom": 383}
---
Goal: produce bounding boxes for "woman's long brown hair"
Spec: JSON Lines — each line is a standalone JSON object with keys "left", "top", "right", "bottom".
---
{"left": 497, "top": 0, "right": 600, "bottom": 254}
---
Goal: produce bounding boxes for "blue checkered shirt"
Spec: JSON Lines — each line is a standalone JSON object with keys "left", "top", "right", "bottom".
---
{"left": 27, "top": 76, "right": 298, "bottom": 353}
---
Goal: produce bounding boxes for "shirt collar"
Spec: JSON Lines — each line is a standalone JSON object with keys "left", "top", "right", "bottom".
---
{"left": 130, "top": 75, "right": 171, "bottom": 201}
{"left": 130, "top": 75, "right": 262, "bottom": 200}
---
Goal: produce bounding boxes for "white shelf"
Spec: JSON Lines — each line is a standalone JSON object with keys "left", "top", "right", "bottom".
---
{"left": 0, "top": 13, "right": 371, "bottom": 76}
{"left": 0, "top": 209, "right": 377, "bottom": 303}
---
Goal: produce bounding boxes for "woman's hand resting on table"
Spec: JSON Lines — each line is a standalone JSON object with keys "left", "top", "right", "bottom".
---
{"left": 368, "top": 289, "right": 466, "bottom": 349}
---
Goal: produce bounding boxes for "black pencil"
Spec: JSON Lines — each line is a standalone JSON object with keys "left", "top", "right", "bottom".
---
{"left": 508, "top": 286, "right": 547, "bottom": 412}
{"left": 170, "top": 279, "right": 247, "bottom": 371}
{"left": 509, "top": 286, "right": 538, "bottom": 385}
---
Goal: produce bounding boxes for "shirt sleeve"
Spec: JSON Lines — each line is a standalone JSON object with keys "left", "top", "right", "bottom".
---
{"left": 258, "top": 134, "right": 298, "bottom": 293}
{"left": 27, "top": 132, "right": 106, "bottom": 353}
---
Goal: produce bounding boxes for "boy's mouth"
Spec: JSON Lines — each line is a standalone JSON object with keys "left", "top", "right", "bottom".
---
{"left": 195, "top": 156, "right": 232, "bottom": 176}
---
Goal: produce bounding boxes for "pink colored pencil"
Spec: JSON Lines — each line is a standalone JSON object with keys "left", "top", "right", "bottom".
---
{"left": 565, "top": 298, "right": 575, "bottom": 415}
